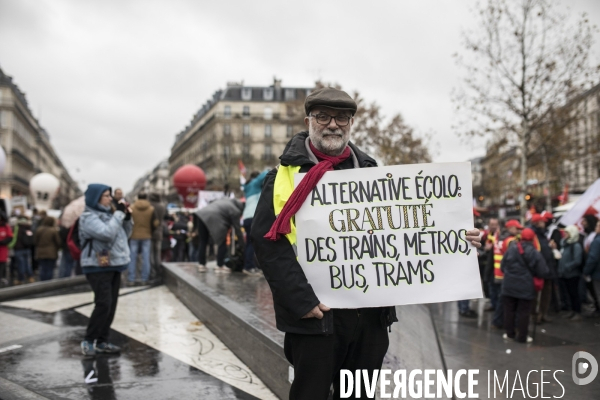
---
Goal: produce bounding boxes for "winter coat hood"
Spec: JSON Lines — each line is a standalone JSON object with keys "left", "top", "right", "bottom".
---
{"left": 85, "top": 184, "right": 112, "bottom": 213}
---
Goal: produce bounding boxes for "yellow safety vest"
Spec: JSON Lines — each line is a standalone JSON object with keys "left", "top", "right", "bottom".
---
{"left": 272, "top": 165, "right": 301, "bottom": 251}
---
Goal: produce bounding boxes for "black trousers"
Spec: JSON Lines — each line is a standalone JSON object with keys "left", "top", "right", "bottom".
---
{"left": 85, "top": 271, "right": 121, "bottom": 344}
{"left": 562, "top": 277, "right": 582, "bottom": 313}
{"left": 503, "top": 295, "right": 533, "bottom": 343}
{"left": 284, "top": 308, "right": 389, "bottom": 400}
{"left": 197, "top": 219, "right": 228, "bottom": 267}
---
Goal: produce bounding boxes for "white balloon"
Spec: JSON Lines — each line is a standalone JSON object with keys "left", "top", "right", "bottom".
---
{"left": 0, "top": 147, "right": 6, "bottom": 175}
{"left": 29, "top": 173, "right": 60, "bottom": 211}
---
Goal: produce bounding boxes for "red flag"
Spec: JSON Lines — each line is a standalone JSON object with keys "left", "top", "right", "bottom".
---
{"left": 238, "top": 160, "right": 246, "bottom": 176}
{"left": 558, "top": 184, "right": 569, "bottom": 205}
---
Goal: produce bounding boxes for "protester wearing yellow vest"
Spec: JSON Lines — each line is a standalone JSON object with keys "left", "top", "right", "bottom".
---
{"left": 252, "top": 87, "right": 483, "bottom": 400}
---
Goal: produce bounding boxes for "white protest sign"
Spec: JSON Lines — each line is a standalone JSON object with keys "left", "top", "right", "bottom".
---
{"left": 295, "top": 162, "right": 483, "bottom": 309}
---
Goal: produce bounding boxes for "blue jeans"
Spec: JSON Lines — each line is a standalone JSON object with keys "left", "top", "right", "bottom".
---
{"left": 127, "top": 239, "right": 151, "bottom": 282}
{"left": 188, "top": 243, "right": 199, "bottom": 262}
{"left": 458, "top": 300, "right": 470, "bottom": 313}
{"left": 14, "top": 249, "right": 33, "bottom": 281}
{"left": 489, "top": 281, "right": 502, "bottom": 310}
{"left": 38, "top": 258, "right": 56, "bottom": 281}
{"left": 58, "top": 250, "right": 75, "bottom": 278}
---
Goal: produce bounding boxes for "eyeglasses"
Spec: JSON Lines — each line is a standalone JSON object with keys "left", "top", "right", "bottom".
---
{"left": 309, "top": 113, "right": 351, "bottom": 127}
{"left": 102, "top": 194, "right": 112, "bottom": 198}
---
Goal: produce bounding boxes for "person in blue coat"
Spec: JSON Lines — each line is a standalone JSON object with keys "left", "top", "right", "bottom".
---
{"left": 79, "top": 184, "right": 132, "bottom": 356}
{"left": 242, "top": 170, "right": 268, "bottom": 275}
{"left": 583, "top": 220, "right": 600, "bottom": 317}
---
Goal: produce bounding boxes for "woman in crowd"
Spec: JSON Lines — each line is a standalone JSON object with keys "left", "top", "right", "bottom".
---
{"left": 34, "top": 216, "right": 61, "bottom": 281}
{"left": 558, "top": 225, "right": 583, "bottom": 320}
{"left": 0, "top": 211, "right": 13, "bottom": 286}
{"left": 79, "top": 184, "right": 132, "bottom": 356}
{"left": 501, "top": 228, "right": 548, "bottom": 343}
{"left": 242, "top": 170, "right": 268, "bottom": 275}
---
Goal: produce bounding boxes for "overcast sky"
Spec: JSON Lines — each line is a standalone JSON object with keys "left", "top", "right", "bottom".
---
{"left": 0, "top": 0, "right": 598, "bottom": 194}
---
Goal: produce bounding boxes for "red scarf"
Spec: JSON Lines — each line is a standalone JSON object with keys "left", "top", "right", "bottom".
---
{"left": 264, "top": 141, "right": 351, "bottom": 241}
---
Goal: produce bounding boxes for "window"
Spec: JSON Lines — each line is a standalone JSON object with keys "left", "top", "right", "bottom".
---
{"left": 243, "top": 124, "right": 250, "bottom": 137}
{"left": 265, "top": 124, "right": 272, "bottom": 138}
{"left": 287, "top": 125, "right": 293, "bottom": 137}
{"left": 223, "top": 124, "right": 231, "bottom": 136}
{"left": 224, "top": 105, "right": 231, "bottom": 117}
{"left": 264, "top": 107, "right": 273, "bottom": 120}
{"left": 242, "top": 88, "right": 252, "bottom": 100}
{"left": 285, "top": 88, "right": 296, "bottom": 101}
{"left": 223, "top": 145, "right": 230, "bottom": 157}
{"left": 264, "top": 144, "right": 272, "bottom": 158}
{"left": 263, "top": 88, "right": 274, "bottom": 101}
{"left": 243, "top": 144, "right": 250, "bottom": 155}
{"left": 243, "top": 106, "right": 250, "bottom": 116}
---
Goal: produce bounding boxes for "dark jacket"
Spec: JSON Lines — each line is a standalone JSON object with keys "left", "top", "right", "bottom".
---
{"left": 533, "top": 226, "right": 557, "bottom": 279}
{"left": 252, "top": 131, "right": 397, "bottom": 335}
{"left": 501, "top": 241, "right": 549, "bottom": 300}
{"left": 558, "top": 240, "right": 583, "bottom": 279}
{"left": 195, "top": 198, "right": 245, "bottom": 247}
{"left": 583, "top": 235, "right": 600, "bottom": 281}
{"left": 33, "top": 217, "right": 61, "bottom": 260}
{"left": 149, "top": 194, "right": 166, "bottom": 241}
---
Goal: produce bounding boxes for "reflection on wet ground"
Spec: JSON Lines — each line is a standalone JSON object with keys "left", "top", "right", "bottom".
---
{"left": 0, "top": 285, "right": 269, "bottom": 399}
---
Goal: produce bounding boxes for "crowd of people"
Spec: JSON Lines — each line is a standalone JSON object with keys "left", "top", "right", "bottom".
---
{"left": 464, "top": 211, "right": 600, "bottom": 343}
{"left": 0, "top": 208, "right": 79, "bottom": 287}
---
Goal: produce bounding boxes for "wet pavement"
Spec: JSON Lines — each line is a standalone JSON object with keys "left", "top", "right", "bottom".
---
{"left": 0, "top": 284, "right": 273, "bottom": 400}
{"left": 431, "top": 300, "right": 600, "bottom": 399}
{"left": 1, "top": 270, "right": 599, "bottom": 399}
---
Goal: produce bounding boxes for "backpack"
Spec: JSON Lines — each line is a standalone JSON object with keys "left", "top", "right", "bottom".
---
{"left": 66, "top": 219, "right": 91, "bottom": 261}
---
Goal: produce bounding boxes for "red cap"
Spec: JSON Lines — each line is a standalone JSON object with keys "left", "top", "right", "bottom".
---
{"left": 531, "top": 214, "right": 545, "bottom": 224}
{"left": 541, "top": 211, "right": 554, "bottom": 221}
{"left": 521, "top": 228, "right": 536, "bottom": 241}
{"left": 505, "top": 220, "right": 524, "bottom": 229}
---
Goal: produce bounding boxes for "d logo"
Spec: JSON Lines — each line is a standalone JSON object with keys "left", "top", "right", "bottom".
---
{"left": 572, "top": 351, "right": 598, "bottom": 385}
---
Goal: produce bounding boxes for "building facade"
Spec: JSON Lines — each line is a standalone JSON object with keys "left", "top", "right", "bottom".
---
{"left": 561, "top": 83, "right": 600, "bottom": 193}
{"left": 0, "top": 67, "right": 80, "bottom": 209}
{"left": 169, "top": 79, "right": 311, "bottom": 198}
{"left": 127, "top": 159, "right": 170, "bottom": 201}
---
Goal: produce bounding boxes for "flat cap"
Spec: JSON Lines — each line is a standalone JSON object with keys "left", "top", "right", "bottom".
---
{"left": 304, "top": 87, "right": 357, "bottom": 116}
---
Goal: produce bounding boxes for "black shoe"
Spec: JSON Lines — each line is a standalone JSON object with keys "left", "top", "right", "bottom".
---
{"left": 460, "top": 310, "right": 478, "bottom": 318}
{"left": 95, "top": 342, "right": 121, "bottom": 354}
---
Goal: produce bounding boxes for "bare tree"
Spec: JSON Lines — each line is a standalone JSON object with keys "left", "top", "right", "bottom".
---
{"left": 453, "top": 0, "right": 598, "bottom": 219}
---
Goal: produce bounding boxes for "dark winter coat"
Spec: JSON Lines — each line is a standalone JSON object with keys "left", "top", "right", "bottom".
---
{"left": 149, "top": 194, "right": 166, "bottom": 241}
{"left": 558, "top": 240, "right": 583, "bottom": 279}
{"left": 583, "top": 235, "right": 600, "bottom": 281}
{"left": 501, "top": 241, "right": 549, "bottom": 300}
{"left": 251, "top": 131, "right": 398, "bottom": 335}
{"left": 533, "top": 226, "right": 557, "bottom": 279}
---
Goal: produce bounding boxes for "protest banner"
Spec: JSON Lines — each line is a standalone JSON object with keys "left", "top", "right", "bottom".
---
{"left": 295, "top": 162, "right": 483, "bottom": 308}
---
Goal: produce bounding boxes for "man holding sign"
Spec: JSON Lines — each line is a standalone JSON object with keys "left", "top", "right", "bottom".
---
{"left": 252, "top": 87, "right": 482, "bottom": 399}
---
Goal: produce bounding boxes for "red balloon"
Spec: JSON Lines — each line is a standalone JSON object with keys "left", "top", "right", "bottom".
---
{"left": 173, "top": 164, "right": 206, "bottom": 208}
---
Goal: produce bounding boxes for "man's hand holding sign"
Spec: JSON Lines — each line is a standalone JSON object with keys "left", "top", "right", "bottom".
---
{"left": 252, "top": 87, "right": 482, "bottom": 399}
